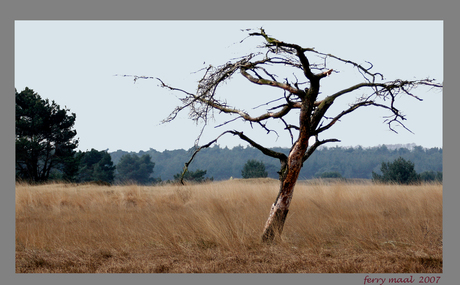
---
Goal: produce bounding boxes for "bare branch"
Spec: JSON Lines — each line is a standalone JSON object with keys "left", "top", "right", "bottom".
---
{"left": 310, "top": 78, "right": 440, "bottom": 133}
{"left": 315, "top": 101, "right": 376, "bottom": 134}
{"left": 302, "top": 137, "right": 340, "bottom": 164}
{"left": 252, "top": 97, "right": 285, "bottom": 110}
{"left": 178, "top": 129, "right": 288, "bottom": 184}
{"left": 214, "top": 117, "right": 241, "bottom": 128}
{"left": 312, "top": 51, "right": 385, "bottom": 83}
{"left": 280, "top": 117, "right": 295, "bottom": 145}
{"left": 240, "top": 67, "right": 305, "bottom": 96}
{"left": 248, "top": 28, "right": 333, "bottom": 82}
{"left": 179, "top": 130, "right": 234, "bottom": 184}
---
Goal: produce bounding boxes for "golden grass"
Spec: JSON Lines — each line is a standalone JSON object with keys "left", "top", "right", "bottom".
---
{"left": 15, "top": 179, "right": 442, "bottom": 273}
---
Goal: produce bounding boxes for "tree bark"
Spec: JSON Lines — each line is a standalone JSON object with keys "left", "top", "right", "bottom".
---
{"left": 262, "top": 108, "right": 309, "bottom": 243}
{"left": 261, "top": 136, "right": 308, "bottom": 243}
{"left": 261, "top": 69, "right": 316, "bottom": 243}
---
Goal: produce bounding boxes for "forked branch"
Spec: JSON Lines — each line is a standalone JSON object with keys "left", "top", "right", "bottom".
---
{"left": 178, "top": 130, "right": 287, "bottom": 184}
{"left": 310, "top": 78, "right": 441, "bottom": 134}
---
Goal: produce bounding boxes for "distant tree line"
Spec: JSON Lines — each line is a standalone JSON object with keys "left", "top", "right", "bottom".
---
{"left": 16, "top": 87, "right": 442, "bottom": 185}
{"left": 372, "top": 157, "right": 442, "bottom": 184}
{"left": 110, "top": 144, "right": 442, "bottom": 182}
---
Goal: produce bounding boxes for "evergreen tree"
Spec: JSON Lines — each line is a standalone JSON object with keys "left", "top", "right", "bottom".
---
{"left": 372, "top": 157, "right": 421, "bottom": 185}
{"left": 419, "top": 170, "right": 442, "bottom": 183}
{"left": 77, "top": 149, "right": 116, "bottom": 184}
{"left": 173, "top": 169, "right": 212, "bottom": 183}
{"left": 116, "top": 154, "right": 155, "bottom": 184}
{"left": 16, "top": 87, "right": 79, "bottom": 182}
{"left": 241, "top": 159, "right": 268, "bottom": 179}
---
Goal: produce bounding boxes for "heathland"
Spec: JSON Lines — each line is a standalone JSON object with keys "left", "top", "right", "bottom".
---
{"left": 15, "top": 179, "right": 442, "bottom": 273}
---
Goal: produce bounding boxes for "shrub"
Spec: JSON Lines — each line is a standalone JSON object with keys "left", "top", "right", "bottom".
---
{"left": 241, "top": 159, "right": 268, "bottom": 179}
{"left": 372, "top": 157, "right": 420, "bottom": 184}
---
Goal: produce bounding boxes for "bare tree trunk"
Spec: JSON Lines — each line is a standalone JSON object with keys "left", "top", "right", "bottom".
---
{"left": 261, "top": 140, "right": 306, "bottom": 243}
{"left": 261, "top": 87, "right": 314, "bottom": 243}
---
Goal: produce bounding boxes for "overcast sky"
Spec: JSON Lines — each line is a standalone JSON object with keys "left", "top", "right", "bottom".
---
{"left": 15, "top": 21, "right": 443, "bottom": 153}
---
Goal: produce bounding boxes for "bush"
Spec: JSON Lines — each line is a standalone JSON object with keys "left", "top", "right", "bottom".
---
{"left": 420, "top": 170, "right": 442, "bottom": 183}
{"left": 372, "top": 157, "right": 420, "bottom": 185}
{"left": 241, "top": 159, "right": 268, "bottom": 179}
{"left": 173, "top": 169, "right": 213, "bottom": 183}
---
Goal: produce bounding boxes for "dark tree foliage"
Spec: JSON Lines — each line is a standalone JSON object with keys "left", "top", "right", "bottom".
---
{"left": 372, "top": 157, "right": 420, "bottom": 185}
{"left": 419, "top": 170, "right": 442, "bottom": 183}
{"left": 16, "top": 87, "right": 79, "bottom": 183}
{"left": 241, "top": 159, "right": 268, "bottom": 179}
{"left": 116, "top": 153, "right": 155, "bottom": 184}
{"left": 316, "top": 171, "right": 343, "bottom": 179}
{"left": 77, "top": 149, "right": 116, "bottom": 184}
{"left": 173, "top": 169, "right": 212, "bottom": 183}
{"left": 110, "top": 145, "right": 442, "bottom": 182}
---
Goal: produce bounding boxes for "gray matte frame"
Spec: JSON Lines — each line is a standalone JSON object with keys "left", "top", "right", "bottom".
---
{"left": 2, "top": 1, "right": 456, "bottom": 285}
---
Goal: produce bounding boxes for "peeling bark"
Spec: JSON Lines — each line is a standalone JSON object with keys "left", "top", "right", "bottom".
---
{"left": 262, "top": 131, "right": 308, "bottom": 242}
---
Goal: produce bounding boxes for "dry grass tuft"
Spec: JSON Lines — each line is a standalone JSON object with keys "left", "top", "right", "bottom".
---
{"left": 15, "top": 179, "right": 442, "bottom": 273}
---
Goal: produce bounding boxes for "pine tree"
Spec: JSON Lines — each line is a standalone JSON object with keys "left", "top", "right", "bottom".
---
{"left": 241, "top": 159, "right": 268, "bottom": 179}
{"left": 16, "top": 87, "right": 79, "bottom": 182}
{"left": 372, "top": 157, "right": 420, "bottom": 184}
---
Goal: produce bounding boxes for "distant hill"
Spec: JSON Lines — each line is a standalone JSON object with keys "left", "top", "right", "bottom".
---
{"left": 109, "top": 144, "right": 442, "bottom": 182}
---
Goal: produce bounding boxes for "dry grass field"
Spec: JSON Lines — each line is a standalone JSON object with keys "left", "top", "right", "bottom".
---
{"left": 15, "top": 179, "right": 442, "bottom": 273}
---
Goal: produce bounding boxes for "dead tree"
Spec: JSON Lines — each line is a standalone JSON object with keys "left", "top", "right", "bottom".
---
{"left": 122, "top": 28, "right": 442, "bottom": 243}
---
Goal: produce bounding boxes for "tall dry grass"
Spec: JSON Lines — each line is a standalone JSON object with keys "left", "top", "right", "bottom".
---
{"left": 15, "top": 179, "right": 442, "bottom": 273}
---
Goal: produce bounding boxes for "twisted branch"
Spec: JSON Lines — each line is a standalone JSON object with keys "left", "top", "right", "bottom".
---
{"left": 178, "top": 130, "right": 288, "bottom": 184}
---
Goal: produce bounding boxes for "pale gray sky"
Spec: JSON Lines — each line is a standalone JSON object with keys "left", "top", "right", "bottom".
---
{"left": 15, "top": 21, "right": 443, "bottom": 152}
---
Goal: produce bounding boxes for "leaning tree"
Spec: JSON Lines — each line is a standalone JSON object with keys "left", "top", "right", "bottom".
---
{"left": 120, "top": 28, "right": 442, "bottom": 243}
